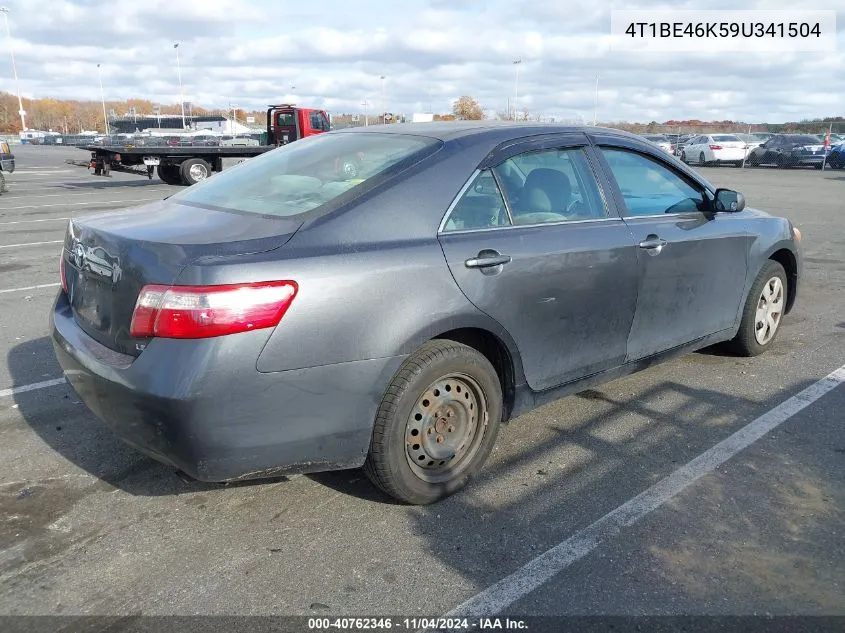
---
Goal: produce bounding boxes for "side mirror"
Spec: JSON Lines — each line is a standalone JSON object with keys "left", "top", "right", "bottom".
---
{"left": 714, "top": 188, "right": 745, "bottom": 213}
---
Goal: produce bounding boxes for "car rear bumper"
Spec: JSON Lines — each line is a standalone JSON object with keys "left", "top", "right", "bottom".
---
{"left": 50, "top": 292, "right": 405, "bottom": 481}
{"left": 712, "top": 149, "right": 746, "bottom": 161}
{"left": 793, "top": 154, "right": 825, "bottom": 165}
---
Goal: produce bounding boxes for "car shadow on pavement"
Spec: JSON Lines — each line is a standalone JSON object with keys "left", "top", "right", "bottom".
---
{"left": 8, "top": 337, "right": 292, "bottom": 497}
{"left": 396, "top": 370, "right": 821, "bottom": 604}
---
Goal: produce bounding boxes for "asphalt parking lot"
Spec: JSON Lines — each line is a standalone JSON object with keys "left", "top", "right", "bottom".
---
{"left": 1, "top": 145, "right": 844, "bottom": 621}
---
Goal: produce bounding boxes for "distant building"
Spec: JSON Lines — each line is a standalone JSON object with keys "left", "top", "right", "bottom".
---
{"left": 412, "top": 113, "right": 434, "bottom": 123}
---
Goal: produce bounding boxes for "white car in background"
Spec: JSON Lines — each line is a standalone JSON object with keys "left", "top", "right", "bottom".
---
{"left": 680, "top": 134, "right": 748, "bottom": 167}
{"left": 735, "top": 133, "right": 764, "bottom": 157}
{"left": 641, "top": 134, "right": 673, "bottom": 153}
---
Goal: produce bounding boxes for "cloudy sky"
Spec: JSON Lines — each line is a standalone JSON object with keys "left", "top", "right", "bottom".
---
{"left": 0, "top": 0, "right": 842, "bottom": 122}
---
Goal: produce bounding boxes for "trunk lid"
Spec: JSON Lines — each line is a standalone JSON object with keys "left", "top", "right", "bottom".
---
{"left": 62, "top": 199, "right": 301, "bottom": 357}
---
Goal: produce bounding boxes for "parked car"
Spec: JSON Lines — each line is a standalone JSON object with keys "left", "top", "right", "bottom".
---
{"left": 746, "top": 134, "right": 828, "bottom": 168}
{"left": 0, "top": 139, "right": 14, "bottom": 174}
{"left": 0, "top": 139, "right": 14, "bottom": 192}
{"left": 751, "top": 132, "right": 775, "bottom": 142}
{"left": 220, "top": 135, "right": 260, "bottom": 147}
{"left": 680, "top": 134, "right": 747, "bottom": 166}
{"left": 825, "top": 142, "right": 845, "bottom": 169}
{"left": 735, "top": 133, "right": 765, "bottom": 155}
{"left": 641, "top": 134, "right": 673, "bottom": 153}
{"left": 51, "top": 123, "right": 803, "bottom": 504}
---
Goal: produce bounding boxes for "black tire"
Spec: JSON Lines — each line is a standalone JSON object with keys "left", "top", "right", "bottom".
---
{"left": 157, "top": 164, "right": 181, "bottom": 185}
{"left": 363, "top": 340, "right": 503, "bottom": 504}
{"left": 729, "top": 260, "right": 788, "bottom": 357}
{"left": 680, "top": 151, "right": 688, "bottom": 164}
{"left": 699, "top": 152, "right": 706, "bottom": 166}
{"left": 179, "top": 158, "right": 212, "bottom": 185}
{"left": 776, "top": 154, "right": 790, "bottom": 169}
{"left": 813, "top": 163, "right": 823, "bottom": 170}
{"left": 747, "top": 153, "right": 759, "bottom": 167}
{"left": 829, "top": 155, "right": 842, "bottom": 169}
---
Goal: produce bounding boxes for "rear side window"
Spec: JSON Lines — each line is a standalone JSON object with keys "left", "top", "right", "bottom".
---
{"left": 600, "top": 148, "right": 708, "bottom": 216}
{"left": 441, "top": 147, "right": 606, "bottom": 232}
{"left": 173, "top": 132, "right": 439, "bottom": 217}
{"left": 712, "top": 135, "right": 741, "bottom": 142}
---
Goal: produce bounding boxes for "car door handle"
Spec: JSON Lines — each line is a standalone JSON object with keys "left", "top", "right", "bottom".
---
{"left": 638, "top": 237, "right": 667, "bottom": 249}
{"left": 638, "top": 236, "right": 668, "bottom": 254}
{"left": 465, "top": 254, "right": 512, "bottom": 268}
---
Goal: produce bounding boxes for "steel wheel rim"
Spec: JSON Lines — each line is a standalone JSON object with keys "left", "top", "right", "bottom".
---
{"left": 189, "top": 164, "right": 208, "bottom": 181}
{"left": 754, "top": 276, "right": 784, "bottom": 345}
{"left": 405, "top": 373, "right": 488, "bottom": 483}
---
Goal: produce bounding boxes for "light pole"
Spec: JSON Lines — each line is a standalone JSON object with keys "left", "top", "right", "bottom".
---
{"left": 512, "top": 59, "right": 522, "bottom": 121}
{"left": 361, "top": 99, "right": 369, "bottom": 127}
{"left": 380, "top": 75, "right": 386, "bottom": 124}
{"left": 0, "top": 7, "right": 26, "bottom": 131}
{"left": 96, "top": 64, "right": 110, "bottom": 136}
{"left": 174, "top": 43, "right": 186, "bottom": 129}
{"left": 230, "top": 103, "right": 238, "bottom": 133}
{"left": 593, "top": 73, "right": 599, "bottom": 126}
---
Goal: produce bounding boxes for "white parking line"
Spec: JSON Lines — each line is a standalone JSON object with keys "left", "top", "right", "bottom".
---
{"left": 0, "top": 240, "right": 63, "bottom": 249}
{"left": 433, "top": 363, "right": 845, "bottom": 623}
{"left": 2, "top": 189, "right": 170, "bottom": 199}
{"left": 0, "top": 217, "right": 69, "bottom": 226}
{"left": 2, "top": 198, "right": 162, "bottom": 210}
{"left": 0, "top": 377, "right": 66, "bottom": 399}
{"left": 0, "top": 282, "right": 61, "bottom": 295}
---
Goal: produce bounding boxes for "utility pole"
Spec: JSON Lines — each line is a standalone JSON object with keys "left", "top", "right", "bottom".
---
{"left": 380, "top": 76, "right": 386, "bottom": 125}
{"left": 96, "top": 64, "right": 110, "bottom": 135}
{"left": 174, "top": 43, "right": 186, "bottom": 129}
{"left": 513, "top": 60, "right": 522, "bottom": 121}
{"left": 0, "top": 7, "right": 26, "bottom": 131}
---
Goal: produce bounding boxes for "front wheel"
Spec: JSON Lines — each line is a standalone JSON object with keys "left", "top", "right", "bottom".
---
{"left": 680, "top": 151, "right": 688, "bottom": 164}
{"left": 729, "top": 260, "right": 787, "bottom": 357}
{"left": 363, "top": 340, "right": 503, "bottom": 504}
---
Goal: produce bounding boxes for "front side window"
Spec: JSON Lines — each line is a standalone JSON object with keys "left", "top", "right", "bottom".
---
{"left": 600, "top": 148, "right": 708, "bottom": 216}
{"left": 173, "top": 132, "right": 439, "bottom": 217}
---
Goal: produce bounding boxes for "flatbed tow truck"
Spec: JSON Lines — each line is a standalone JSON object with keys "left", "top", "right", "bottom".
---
{"left": 68, "top": 104, "right": 331, "bottom": 186}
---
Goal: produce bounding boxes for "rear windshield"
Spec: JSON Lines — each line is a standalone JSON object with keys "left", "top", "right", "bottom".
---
{"left": 786, "top": 135, "right": 822, "bottom": 145}
{"left": 276, "top": 112, "right": 295, "bottom": 126}
{"left": 712, "top": 135, "right": 740, "bottom": 142}
{"left": 172, "top": 132, "right": 439, "bottom": 217}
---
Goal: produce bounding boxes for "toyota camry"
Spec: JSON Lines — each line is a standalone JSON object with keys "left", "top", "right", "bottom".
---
{"left": 51, "top": 123, "right": 802, "bottom": 504}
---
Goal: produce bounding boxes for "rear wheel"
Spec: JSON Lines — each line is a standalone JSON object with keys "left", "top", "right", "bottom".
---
{"left": 680, "top": 151, "right": 688, "bottom": 164}
{"left": 729, "top": 260, "right": 787, "bottom": 357}
{"left": 776, "top": 154, "right": 790, "bottom": 169}
{"left": 179, "top": 158, "right": 212, "bottom": 185}
{"left": 699, "top": 152, "right": 706, "bottom": 166}
{"left": 363, "top": 340, "right": 503, "bottom": 504}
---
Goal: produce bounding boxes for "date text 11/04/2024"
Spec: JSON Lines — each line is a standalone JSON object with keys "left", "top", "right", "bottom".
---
{"left": 307, "top": 618, "right": 528, "bottom": 631}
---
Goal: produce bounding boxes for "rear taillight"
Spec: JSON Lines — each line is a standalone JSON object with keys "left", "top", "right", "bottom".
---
{"left": 130, "top": 281, "right": 298, "bottom": 339}
{"left": 709, "top": 145, "right": 722, "bottom": 150}
{"left": 60, "top": 254, "right": 68, "bottom": 294}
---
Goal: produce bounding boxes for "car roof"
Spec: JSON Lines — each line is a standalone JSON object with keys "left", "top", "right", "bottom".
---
{"left": 332, "top": 122, "right": 646, "bottom": 143}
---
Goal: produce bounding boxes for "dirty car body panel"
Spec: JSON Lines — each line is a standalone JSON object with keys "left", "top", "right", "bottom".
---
{"left": 50, "top": 123, "right": 802, "bottom": 483}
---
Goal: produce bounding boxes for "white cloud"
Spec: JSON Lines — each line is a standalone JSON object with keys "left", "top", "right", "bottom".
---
{"left": 0, "top": 0, "right": 842, "bottom": 122}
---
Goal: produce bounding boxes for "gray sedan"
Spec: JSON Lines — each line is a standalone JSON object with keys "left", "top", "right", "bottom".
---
{"left": 51, "top": 123, "right": 802, "bottom": 504}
